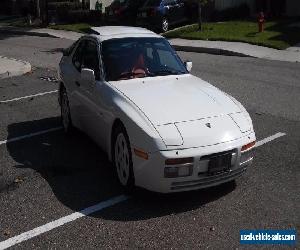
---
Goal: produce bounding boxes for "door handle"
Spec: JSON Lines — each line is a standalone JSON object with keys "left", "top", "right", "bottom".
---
{"left": 75, "top": 81, "right": 80, "bottom": 87}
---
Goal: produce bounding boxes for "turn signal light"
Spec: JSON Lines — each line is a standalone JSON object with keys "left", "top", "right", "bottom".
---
{"left": 134, "top": 148, "right": 148, "bottom": 160}
{"left": 165, "top": 157, "right": 193, "bottom": 165}
{"left": 241, "top": 141, "right": 256, "bottom": 152}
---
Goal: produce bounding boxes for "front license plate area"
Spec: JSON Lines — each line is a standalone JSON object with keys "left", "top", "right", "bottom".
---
{"left": 208, "top": 153, "right": 232, "bottom": 175}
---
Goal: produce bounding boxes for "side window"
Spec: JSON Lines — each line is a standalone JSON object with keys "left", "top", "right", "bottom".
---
{"left": 82, "top": 40, "right": 100, "bottom": 80}
{"left": 72, "top": 40, "right": 85, "bottom": 71}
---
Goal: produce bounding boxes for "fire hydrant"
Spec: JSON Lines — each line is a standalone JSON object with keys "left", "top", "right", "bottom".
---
{"left": 258, "top": 12, "right": 265, "bottom": 32}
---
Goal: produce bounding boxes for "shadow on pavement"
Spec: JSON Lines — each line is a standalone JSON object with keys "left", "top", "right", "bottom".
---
{"left": 97, "top": 181, "right": 236, "bottom": 221}
{"left": 6, "top": 117, "right": 236, "bottom": 221}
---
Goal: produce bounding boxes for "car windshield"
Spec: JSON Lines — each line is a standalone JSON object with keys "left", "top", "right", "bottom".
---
{"left": 101, "top": 37, "right": 188, "bottom": 81}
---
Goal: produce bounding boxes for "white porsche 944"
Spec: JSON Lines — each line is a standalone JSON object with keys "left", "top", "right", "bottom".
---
{"left": 58, "top": 26, "right": 256, "bottom": 193}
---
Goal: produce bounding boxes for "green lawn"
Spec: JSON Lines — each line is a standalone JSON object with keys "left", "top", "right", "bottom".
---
{"left": 0, "top": 17, "right": 28, "bottom": 27}
{"left": 48, "top": 23, "right": 92, "bottom": 33}
{"left": 164, "top": 21, "right": 300, "bottom": 50}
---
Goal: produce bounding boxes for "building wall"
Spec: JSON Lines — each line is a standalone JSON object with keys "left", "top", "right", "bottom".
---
{"left": 286, "top": 0, "right": 300, "bottom": 16}
{"left": 90, "top": 0, "right": 113, "bottom": 12}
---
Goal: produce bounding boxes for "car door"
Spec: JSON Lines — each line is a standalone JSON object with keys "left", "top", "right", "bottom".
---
{"left": 79, "top": 39, "right": 109, "bottom": 151}
{"left": 67, "top": 39, "right": 86, "bottom": 130}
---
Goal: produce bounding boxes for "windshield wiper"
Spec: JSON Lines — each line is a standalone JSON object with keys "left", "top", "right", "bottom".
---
{"left": 150, "top": 70, "right": 185, "bottom": 76}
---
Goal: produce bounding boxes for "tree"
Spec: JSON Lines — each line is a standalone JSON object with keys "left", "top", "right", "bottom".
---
{"left": 197, "top": 0, "right": 212, "bottom": 31}
{"left": 34, "top": 0, "right": 49, "bottom": 25}
{"left": 36, "top": 0, "right": 40, "bottom": 19}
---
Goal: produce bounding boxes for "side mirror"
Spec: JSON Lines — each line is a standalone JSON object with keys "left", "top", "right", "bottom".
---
{"left": 81, "top": 68, "right": 95, "bottom": 84}
{"left": 184, "top": 61, "right": 192, "bottom": 72}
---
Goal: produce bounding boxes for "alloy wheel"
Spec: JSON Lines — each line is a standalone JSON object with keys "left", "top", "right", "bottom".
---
{"left": 114, "top": 133, "right": 130, "bottom": 186}
{"left": 162, "top": 18, "right": 169, "bottom": 32}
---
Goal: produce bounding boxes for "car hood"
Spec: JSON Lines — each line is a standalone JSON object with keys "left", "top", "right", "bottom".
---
{"left": 112, "top": 74, "right": 241, "bottom": 125}
{"left": 112, "top": 74, "right": 253, "bottom": 148}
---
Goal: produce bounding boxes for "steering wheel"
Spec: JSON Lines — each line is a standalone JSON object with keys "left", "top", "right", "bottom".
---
{"left": 132, "top": 67, "right": 147, "bottom": 77}
{"left": 119, "top": 67, "right": 147, "bottom": 80}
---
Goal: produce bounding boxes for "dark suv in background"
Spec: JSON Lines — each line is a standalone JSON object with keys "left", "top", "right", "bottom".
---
{"left": 105, "top": 0, "right": 146, "bottom": 25}
{"left": 136, "top": 0, "right": 188, "bottom": 32}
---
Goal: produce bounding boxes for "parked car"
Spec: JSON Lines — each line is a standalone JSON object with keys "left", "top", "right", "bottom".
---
{"left": 105, "top": 0, "right": 146, "bottom": 25}
{"left": 137, "top": 0, "right": 188, "bottom": 32}
{"left": 58, "top": 26, "right": 256, "bottom": 193}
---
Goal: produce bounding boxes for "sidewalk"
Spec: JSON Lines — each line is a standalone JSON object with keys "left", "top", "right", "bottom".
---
{"left": 0, "top": 26, "right": 82, "bottom": 41}
{"left": 0, "top": 56, "right": 31, "bottom": 79}
{"left": 1, "top": 26, "right": 299, "bottom": 63}
{"left": 169, "top": 39, "right": 300, "bottom": 63}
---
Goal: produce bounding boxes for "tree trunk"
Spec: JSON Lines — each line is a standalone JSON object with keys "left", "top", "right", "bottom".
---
{"left": 198, "top": 3, "right": 202, "bottom": 31}
{"left": 36, "top": 0, "right": 40, "bottom": 18}
{"left": 44, "top": 0, "right": 49, "bottom": 26}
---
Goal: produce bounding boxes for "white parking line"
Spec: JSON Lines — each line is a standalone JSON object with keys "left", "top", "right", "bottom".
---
{"left": 0, "top": 131, "right": 287, "bottom": 249}
{"left": 255, "top": 132, "right": 286, "bottom": 148}
{"left": 0, "top": 195, "right": 129, "bottom": 250}
{"left": 0, "top": 90, "right": 58, "bottom": 103}
{"left": 0, "top": 127, "right": 63, "bottom": 146}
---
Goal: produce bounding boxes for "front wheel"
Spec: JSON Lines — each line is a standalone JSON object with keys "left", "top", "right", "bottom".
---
{"left": 161, "top": 17, "right": 169, "bottom": 33}
{"left": 112, "top": 125, "right": 134, "bottom": 192}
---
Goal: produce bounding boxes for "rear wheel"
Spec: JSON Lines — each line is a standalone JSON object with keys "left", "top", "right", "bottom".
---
{"left": 161, "top": 17, "right": 169, "bottom": 33}
{"left": 112, "top": 125, "right": 134, "bottom": 192}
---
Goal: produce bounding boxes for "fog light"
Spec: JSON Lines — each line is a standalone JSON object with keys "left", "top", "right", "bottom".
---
{"left": 178, "top": 166, "right": 191, "bottom": 177}
{"left": 164, "top": 165, "right": 193, "bottom": 178}
{"left": 164, "top": 167, "right": 178, "bottom": 178}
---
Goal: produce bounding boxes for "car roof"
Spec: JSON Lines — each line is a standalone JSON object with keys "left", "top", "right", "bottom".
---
{"left": 90, "top": 26, "right": 162, "bottom": 41}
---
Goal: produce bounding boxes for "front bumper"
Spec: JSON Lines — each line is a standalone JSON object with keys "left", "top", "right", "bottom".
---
{"left": 170, "top": 166, "right": 248, "bottom": 191}
{"left": 133, "top": 132, "right": 255, "bottom": 193}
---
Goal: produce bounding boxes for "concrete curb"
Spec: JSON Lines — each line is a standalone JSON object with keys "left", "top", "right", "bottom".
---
{"left": 0, "top": 56, "right": 32, "bottom": 79}
{"left": 171, "top": 44, "right": 250, "bottom": 57}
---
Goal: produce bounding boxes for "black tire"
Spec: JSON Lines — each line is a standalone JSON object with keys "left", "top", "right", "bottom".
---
{"left": 112, "top": 124, "right": 135, "bottom": 193}
{"left": 161, "top": 17, "right": 169, "bottom": 33}
{"left": 60, "top": 87, "right": 74, "bottom": 134}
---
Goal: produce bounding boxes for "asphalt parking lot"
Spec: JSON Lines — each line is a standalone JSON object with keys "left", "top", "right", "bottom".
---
{"left": 0, "top": 35, "right": 299, "bottom": 249}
